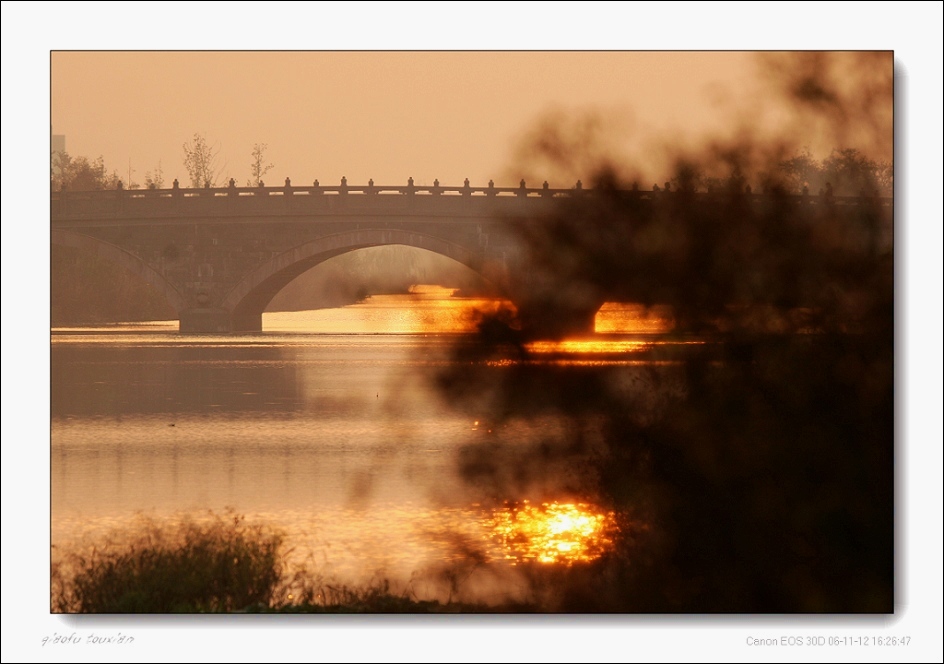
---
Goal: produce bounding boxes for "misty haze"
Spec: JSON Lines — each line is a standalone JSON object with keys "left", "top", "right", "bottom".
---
{"left": 49, "top": 51, "right": 894, "bottom": 615}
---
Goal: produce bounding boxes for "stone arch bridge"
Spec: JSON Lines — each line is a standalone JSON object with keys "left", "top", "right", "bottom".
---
{"left": 51, "top": 180, "right": 892, "bottom": 334}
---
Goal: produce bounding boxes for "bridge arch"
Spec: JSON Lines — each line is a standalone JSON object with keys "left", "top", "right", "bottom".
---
{"left": 51, "top": 229, "right": 188, "bottom": 314}
{"left": 222, "top": 228, "right": 507, "bottom": 330}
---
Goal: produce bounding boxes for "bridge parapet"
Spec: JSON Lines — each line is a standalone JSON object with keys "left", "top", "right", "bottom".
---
{"left": 52, "top": 180, "right": 891, "bottom": 222}
{"left": 52, "top": 181, "right": 893, "bottom": 201}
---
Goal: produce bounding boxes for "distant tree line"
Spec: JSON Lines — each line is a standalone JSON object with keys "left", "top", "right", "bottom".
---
{"left": 51, "top": 153, "right": 124, "bottom": 191}
{"left": 51, "top": 135, "right": 276, "bottom": 192}
{"left": 667, "top": 148, "right": 892, "bottom": 197}
{"left": 52, "top": 145, "right": 890, "bottom": 198}
{"left": 773, "top": 147, "right": 892, "bottom": 196}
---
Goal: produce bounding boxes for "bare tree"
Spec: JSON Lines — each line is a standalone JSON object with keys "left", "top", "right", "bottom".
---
{"left": 144, "top": 160, "right": 165, "bottom": 189}
{"left": 247, "top": 143, "right": 274, "bottom": 187}
{"left": 182, "top": 133, "right": 222, "bottom": 188}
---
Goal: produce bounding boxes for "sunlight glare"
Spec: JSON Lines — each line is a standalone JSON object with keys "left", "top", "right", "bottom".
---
{"left": 488, "top": 501, "right": 617, "bottom": 565}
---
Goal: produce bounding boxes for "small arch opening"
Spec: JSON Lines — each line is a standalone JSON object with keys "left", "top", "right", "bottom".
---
{"left": 51, "top": 244, "right": 178, "bottom": 328}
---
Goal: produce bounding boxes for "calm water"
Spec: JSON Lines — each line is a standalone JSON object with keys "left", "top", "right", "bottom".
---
{"left": 51, "top": 288, "right": 674, "bottom": 604}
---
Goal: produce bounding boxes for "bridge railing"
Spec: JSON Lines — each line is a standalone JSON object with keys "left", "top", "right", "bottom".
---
{"left": 52, "top": 181, "right": 582, "bottom": 200}
{"left": 51, "top": 179, "right": 893, "bottom": 206}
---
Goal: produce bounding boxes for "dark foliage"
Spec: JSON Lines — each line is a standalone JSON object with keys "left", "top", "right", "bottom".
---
{"left": 429, "top": 52, "right": 893, "bottom": 612}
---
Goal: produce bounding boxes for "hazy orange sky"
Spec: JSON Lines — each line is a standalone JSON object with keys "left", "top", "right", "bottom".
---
{"left": 52, "top": 51, "right": 764, "bottom": 188}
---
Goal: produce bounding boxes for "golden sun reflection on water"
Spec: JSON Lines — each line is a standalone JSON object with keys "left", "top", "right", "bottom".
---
{"left": 526, "top": 339, "right": 653, "bottom": 354}
{"left": 487, "top": 501, "right": 618, "bottom": 565}
{"left": 595, "top": 303, "right": 675, "bottom": 334}
{"left": 264, "top": 286, "right": 515, "bottom": 335}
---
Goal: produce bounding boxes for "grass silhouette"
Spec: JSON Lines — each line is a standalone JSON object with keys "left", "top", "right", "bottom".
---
{"left": 51, "top": 510, "right": 538, "bottom": 613}
{"left": 52, "top": 511, "right": 284, "bottom": 613}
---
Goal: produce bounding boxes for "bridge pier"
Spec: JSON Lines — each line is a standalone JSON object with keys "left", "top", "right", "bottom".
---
{"left": 179, "top": 309, "right": 262, "bottom": 334}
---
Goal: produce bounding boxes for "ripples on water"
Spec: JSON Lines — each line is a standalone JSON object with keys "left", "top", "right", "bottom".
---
{"left": 52, "top": 289, "right": 674, "bottom": 605}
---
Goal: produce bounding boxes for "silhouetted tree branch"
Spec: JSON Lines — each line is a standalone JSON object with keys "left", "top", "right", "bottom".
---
{"left": 247, "top": 143, "right": 274, "bottom": 187}
{"left": 182, "top": 133, "right": 222, "bottom": 188}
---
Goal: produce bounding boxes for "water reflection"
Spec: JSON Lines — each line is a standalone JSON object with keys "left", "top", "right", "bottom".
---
{"left": 51, "top": 293, "right": 674, "bottom": 338}
{"left": 52, "top": 289, "right": 677, "bottom": 606}
{"left": 595, "top": 303, "right": 675, "bottom": 334}
{"left": 264, "top": 285, "right": 514, "bottom": 335}
{"left": 53, "top": 498, "right": 619, "bottom": 604}
{"left": 527, "top": 339, "right": 653, "bottom": 354}
{"left": 487, "top": 501, "right": 617, "bottom": 565}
